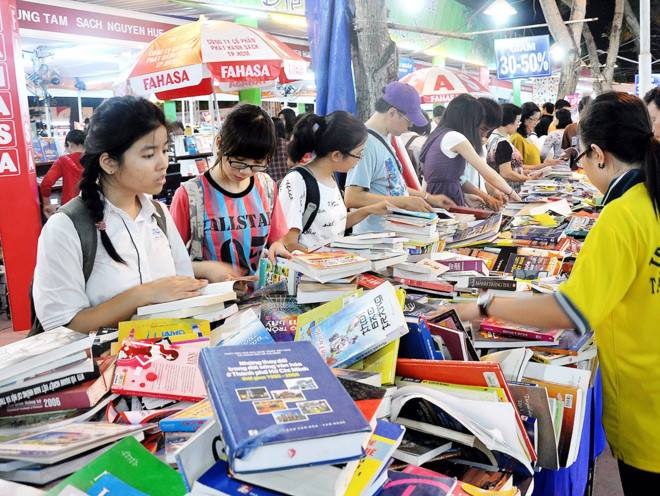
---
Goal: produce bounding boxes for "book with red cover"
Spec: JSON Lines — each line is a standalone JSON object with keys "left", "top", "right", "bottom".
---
{"left": 479, "top": 318, "right": 564, "bottom": 343}
{"left": 112, "top": 340, "right": 207, "bottom": 402}
{"left": 394, "top": 278, "right": 454, "bottom": 296}
{"left": 395, "top": 359, "right": 537, "bottom": 463}
{"left": 356, "top": 273, "right": 387, "bottom": 289}
{"left": 0, "top": 357, "right": 116, "bottom": 417}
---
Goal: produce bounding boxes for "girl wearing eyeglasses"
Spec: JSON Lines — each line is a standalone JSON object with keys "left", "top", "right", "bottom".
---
{"left": 279, "top": 112, "right": 389, "bottom": 252}
{"left": 170, "top": 104, "right": 290, "bottom": 279}
{"left": 450, "top": 92, "right": 660, "bottom": 492}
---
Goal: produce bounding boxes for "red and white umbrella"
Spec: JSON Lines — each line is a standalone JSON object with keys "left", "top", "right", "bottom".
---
{"left": 128, "top": 19, "right": 308, "bottom": 100}
{"left": 400, "top": 67, "right": 491, "bottom": 104}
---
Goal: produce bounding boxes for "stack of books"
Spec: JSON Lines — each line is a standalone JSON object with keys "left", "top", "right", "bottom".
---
{"left": 330, "top": 232, "right": 410, "bottom": 273}
{"left": 392, "top": 259, "right": 455, "bottom": 298}
{"left": 133, "top": 281, "right": 239, "bottom": 324}
{"left": 384, "top": 207, "right": 440, "bottom": 245}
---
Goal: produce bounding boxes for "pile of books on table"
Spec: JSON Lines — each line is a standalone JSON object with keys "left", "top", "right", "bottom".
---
{"left": 0, "top": 171, "right": 606, "bottom": 495}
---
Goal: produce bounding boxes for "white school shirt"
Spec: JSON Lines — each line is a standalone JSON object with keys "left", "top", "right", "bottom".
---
{"left": 33, "top": 194, "right": 194, "bottom": 331}
{"left": 278, "top": 171, "right": 348, "bottom": 249}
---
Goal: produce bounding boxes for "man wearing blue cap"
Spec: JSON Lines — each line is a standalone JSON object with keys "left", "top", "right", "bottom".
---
{"left": 345, "top": 82, "right": 455, "bottom": 234}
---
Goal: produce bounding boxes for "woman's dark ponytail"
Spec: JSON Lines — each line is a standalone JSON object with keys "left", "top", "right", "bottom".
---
{"left": 288, "top": 111, "right": 367, "bottom": 164}
{"left": 580, "top": 91, "right": 660, "bottom": 216}
{"left": 288, "top": 113, "right": 325, "bottom": 163}
{"left": 79, "top": 96, "right": 167, "bottom": 263}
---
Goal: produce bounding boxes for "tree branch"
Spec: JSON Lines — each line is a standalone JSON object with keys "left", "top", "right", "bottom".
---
{"left": 603, "top": 0, "right": 625, "bottom": 86}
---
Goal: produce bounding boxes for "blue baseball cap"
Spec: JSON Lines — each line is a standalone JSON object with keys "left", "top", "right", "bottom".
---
{"left": 382, "top": 82, "right": 426, "bottom": 127}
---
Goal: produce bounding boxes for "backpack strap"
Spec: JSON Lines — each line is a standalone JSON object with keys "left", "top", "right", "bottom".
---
{"left": 58, "top": 197, "right": 98, "bottom": 282}
{"left": 150, "top": 200, "right": 168, "bottom": 237}
{"left": 286, "top": 166, "right": 320, "bottom": 233}
{"left": 368, "top": 129, "right": 403, "bottom": 173}
{"left": 255, "top": 172, "right": 275, "bottom": 214}
{"left": 182, "top": 176, "right": 205, "bottom": 261}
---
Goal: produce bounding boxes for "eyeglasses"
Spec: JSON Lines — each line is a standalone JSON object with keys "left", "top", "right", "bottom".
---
{"left": 396, "top": 109, "right": 412, "bottom": 126}
{"left": 346, "top": 151, "right": 364, "bottom": 160}
{"left": 574, "top": 149, "right": 589, "bottom": 165}
{"left": 227, "top": 158, "right": 269, "bottom": 172}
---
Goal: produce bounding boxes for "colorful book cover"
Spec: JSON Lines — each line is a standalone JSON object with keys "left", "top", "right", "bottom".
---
{"left": 257, "top": 258, "right": 291, "bottom": 289}
{"left": 295, "top": 292, "right": 360, "bottom": 340}
{"left": 218, "top": 319, "right": 274, "bottom": 347}
{"left": 344, "top": 420, "right": 405, "bottom": 496}
{"left": 260, "top": 296, "right": 311, "bottom": 342}
{"left": 159, "top": 399, "right": 213, "bottom": 432}
{"left": 117, "top": 319, "right": 210, "bottom": 348}
{"left": 87, "top": 473, "right": 147, "bottom": 496}
{"left": 295, "top": 282, "right": 408, "bottom": 368}
{"left": 479, "top": 319, "right": 564, "bottom": 343}
{"left": 112, "top": 340, "right": 207, "bottom": 401}
{"left": 380, "top": 469, "right": 456, "bottom": 496}
{"left": 46, "top": 436, "right": 186, "bottom": 496}
{"left": 198, "top": 342, "right": 371, "bottom": 473}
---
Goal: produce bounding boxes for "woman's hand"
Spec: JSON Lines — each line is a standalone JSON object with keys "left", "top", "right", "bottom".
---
{"left": 396, "top": 195, "right": 434, "bottom": 212}
{"left": 142, "top": 276, "right": 208, "bottom": 304}
{"left": 267, "top": 240, "right": 292, "bottom": 263}
{"left": 427, "top": 194, "right": 457, "bottom": 209}
{"left": 194, "top": 260, "right": 243, "bottom": 282}
{"left": 482, "top": 194, "right": 503, "bottom": 211}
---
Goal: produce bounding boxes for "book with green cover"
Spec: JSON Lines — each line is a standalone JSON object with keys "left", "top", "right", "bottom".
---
{"left": 294, "top": 291, "right": 362, "bottom": 340}
{"left": 46, "top": 436, "right": 186, "bottom": 496}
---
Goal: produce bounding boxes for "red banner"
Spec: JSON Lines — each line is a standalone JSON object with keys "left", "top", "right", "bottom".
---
{"left": 0, "top": 0, "right": 42, "bottom": 330}
{"left": 16, "top": 0, "right": 177, "bottom": 44}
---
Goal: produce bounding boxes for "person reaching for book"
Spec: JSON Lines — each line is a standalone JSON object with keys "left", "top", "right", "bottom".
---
{"left": 419, "top": 94, "right": 521, "bottom": 210}
{"left": 279, "top": 111, "right": 389, "bottom": 252}
{"left": 170, "top": 104, "right": 291, "bottom": 279}
{"left": 33, "top": 96, "right": 206, "bottom": 334}
{"left": 445, "top": 92, "right": 660, "bottom": 494}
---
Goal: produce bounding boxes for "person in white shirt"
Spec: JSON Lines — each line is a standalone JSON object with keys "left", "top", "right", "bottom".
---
{"left": 33, "top": 96, "right": 213, "bottom": 333}
{"left": 279, "top": 111, "right": 388, "bottom": 252}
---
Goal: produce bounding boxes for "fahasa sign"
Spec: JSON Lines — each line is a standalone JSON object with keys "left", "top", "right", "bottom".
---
{"left": 16, "top": 0, "right": 177, "bottom": 43}
{"left": 0, "top": 0, "right": 43, "bottom": 331}
{"left": 130, "top": 64, "right": 204, "bottom": 95}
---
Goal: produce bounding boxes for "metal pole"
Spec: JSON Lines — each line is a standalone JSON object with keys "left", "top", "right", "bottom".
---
{"left": 638, "top": 0, "right": 652, "bottom": 96}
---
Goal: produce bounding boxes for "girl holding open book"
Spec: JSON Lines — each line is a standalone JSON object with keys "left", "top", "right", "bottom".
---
{"left": 451, "top": 92, "right": 660, "bottom": 493}
{"left": 170, "top": 104, "right": 291, "bottom": 277}
{"left": 278, "top": 111, "right": 389, "bottom": 252}
{"left": 33, "top": 96, "right": 207, "bottom": 333}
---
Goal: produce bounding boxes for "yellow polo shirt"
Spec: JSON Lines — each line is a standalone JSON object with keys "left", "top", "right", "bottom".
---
{"left": 510, "top": 132, "right": 542, "bottom": 166}
{"left": 555, "top": 183, "right": 660, "bottom": 471}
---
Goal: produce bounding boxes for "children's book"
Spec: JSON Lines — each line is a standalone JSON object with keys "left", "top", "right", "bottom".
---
{"left": 198, "top": 342, "right": 372, "bottom": 473}
{"left": 159, "top": 399, "right": 213, "bottom": 433}
{"left": 46, "top": 436, "right": 186, "bottom": 496}
{"left": 112, "top": 340, "right": 207, "bottom": 401}
{"left": 296, "top": 282, "right": 408, "bottom": 368}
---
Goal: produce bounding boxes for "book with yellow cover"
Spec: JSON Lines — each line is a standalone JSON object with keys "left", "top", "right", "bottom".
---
{"left": 295, "top": 291, "right": 361, "bottom": 341}
{"left": 113, "top": 319, "right": 210, "bottom": 354}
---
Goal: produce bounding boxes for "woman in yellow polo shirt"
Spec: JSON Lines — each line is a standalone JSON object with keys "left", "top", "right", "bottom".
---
{"left": 451, "top": 92, "right": 660, "bottom": 494}
{"left": 511, "top": 102, "right": 561, "bottom": 169}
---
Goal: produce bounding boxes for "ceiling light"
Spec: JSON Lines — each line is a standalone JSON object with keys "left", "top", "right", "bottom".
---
{"left": 484, "top": 0, "right": 517, "bottom": 17}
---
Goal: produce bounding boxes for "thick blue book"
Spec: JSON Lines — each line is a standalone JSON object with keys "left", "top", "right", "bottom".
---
{"left": 199, "top": 342, "right": 372, "bottom": 474}
{"left": 193, "top": 459, "right": 284, "bottom": 495}
{"left": 399, "top": 319, "right": 444, "bottom": 360}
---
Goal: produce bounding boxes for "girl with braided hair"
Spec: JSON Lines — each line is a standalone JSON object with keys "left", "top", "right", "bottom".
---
{"left": 33, "top": 96, "right": 206, "bottom": 333}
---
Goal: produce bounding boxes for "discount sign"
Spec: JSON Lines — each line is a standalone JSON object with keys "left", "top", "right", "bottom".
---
{"left": 494, "top": 35, "right": 551, "bottom": 80}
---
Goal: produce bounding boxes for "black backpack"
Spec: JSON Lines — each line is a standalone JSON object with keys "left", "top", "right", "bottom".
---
{"left": 285, "top": 166, "right": 321, "bottom": 234}
{"left": 29, "top": 197, "right": 168, "bottom": 336}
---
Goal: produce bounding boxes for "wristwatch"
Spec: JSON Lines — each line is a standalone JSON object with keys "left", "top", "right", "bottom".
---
{"left": 477, "top": 291, "right": 495, "bottom": 318}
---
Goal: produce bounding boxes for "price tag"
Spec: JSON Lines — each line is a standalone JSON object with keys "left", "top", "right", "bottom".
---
{"left": 494, "top": 35, "right": 551, "bottom": 80}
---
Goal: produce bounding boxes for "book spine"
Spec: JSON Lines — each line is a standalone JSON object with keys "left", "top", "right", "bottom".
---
{"left": 479, "top": 323, "right": 556, "bottom": 342}
{"left": 0, "top": 368, "right": 99, "bottom": 407}
{"left": 395, "top": 278, "right": 453, "bottom": 293}
{"left": 443, "top": 260, "right": 485, "bottom": 273}
{"left": 467, "top": 278, "right": 517, "bottom": 291}
{"left": 198, "top": 355, "right": 239, "bottom": 463}
{"left": 0, "top": 388, "right": 94, "bottom": 416}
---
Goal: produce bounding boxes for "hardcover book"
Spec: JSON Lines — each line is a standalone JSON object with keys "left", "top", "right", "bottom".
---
{"left": 198, "top": 342, "right": 372, "bottom": 473}
{"left": 295, "top": 282, "right": 408, "bottom": 368}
